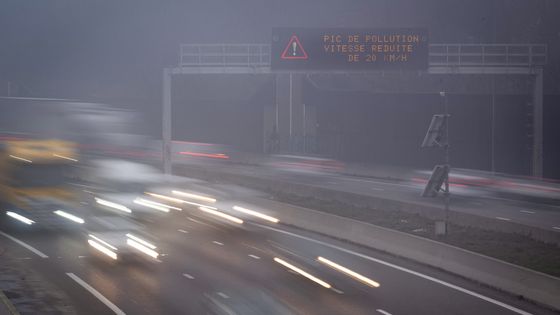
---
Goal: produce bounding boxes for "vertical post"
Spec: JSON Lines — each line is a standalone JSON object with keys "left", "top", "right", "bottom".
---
{"left": 289, "top": 73, "right": 293, "bottom": 136}
{"left": 162, "top": 68, "right": 172, "bottom": 174}
{"left": 274, "top": 74, "right": 279, "bottom": 130}
{"left": 289, "top": 72, "right": 293, "bottom": 151}
{"left": 442, "top": 91, "right": 450, "bottom": 235}
{"left": 532, "top": 68, "right": 544, "bottom": 178}
{"left": 303, "top": 103, "right": 306, "bottom": 153}
{"left": 491, "top": 75, "right": 496, "bottom": 174}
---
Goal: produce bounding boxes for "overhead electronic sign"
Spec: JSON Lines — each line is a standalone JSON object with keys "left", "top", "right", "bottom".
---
{"left": 271, "top": 28, "right": 429, "bottom": 71}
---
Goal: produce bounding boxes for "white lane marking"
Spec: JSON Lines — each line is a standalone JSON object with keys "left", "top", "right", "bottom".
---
{"left": 376, "top": 309, "right": 392, "bottom": 315}
{"left": 187, "top": 216, "right": 222, "bottom": 230}
{"left": 178, "top": 229, "right": 189, "bottom": 234}
{"left": 495, "top": 217, "right": 511, "bottom": 221}
{"left": 183, "top": 273, "right": 195, "bottom": 280}
{"left": 217, "top": 292, "right": 230, "bottom": 299}
{"left": 66, "top": 273, "right": 126, "bottom": 315}
{"left": 553, "top": 227, "right": 560, "bottom": 231}
{"left": 248, "top": 254, "right": 261, "bottom": 260}
{"left": 0, "top": 231, "right": 48, "bottom": 258}
{"left": 241, "top": 243, "right": 266, "bottom": 253}
{"left": 16, "top": 257, "right": 32, "bottom": 260}
{"left": 331, "top": 288, "right": 344, "bottom": 294}
{"left": 268, "top": 240, "right": 307, "bottom": 260}
{"left": 520, "top": 210, "right": 535, "bottom": 214}
{"left": 78, "top": 256, "right": 87, "bottom": 259}
{"left": 255, "top": 224, "right": 533, "bottom": 315}
{"left": 213, "top": 241, "right": 224, "bottom": 246}
{"left": 371, "top": 187, "right": 385, "bottom": 191}
{"left": 188, "top": 217, "right": 205, "bottom": 224}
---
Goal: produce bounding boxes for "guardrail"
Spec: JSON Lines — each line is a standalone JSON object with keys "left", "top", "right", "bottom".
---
{"left": 179, "top": 44, "right": 270, "bottom": 67}
{"left": 429, "top": 44, "right": 547, "bottom": 67}
{"left": 179, "top": 43, "right": 546, "bottom": 68}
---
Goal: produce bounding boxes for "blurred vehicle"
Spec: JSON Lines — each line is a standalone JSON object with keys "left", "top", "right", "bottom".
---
{"left": 172, "top": 140, "right": 234, "bottom": 164}
{"left": 62, "top": 102, "right": 159, "bottom": 162}
{"left": 265, "top": 154, "right": 344, "bottom": 174}
{"left": 0, "top": 139, "right": 85, "bottom": 229}
{"left": 82, "top": 159, "right": 184, "bottom": 222}
{"left": 86, "top": 214, "right": 160, "bottom": 262}
{"left": 87, "top": 159, "right": 164, "bottom": 193}
{"left": 412, "top": 168, "right": 560, "bottom": 202}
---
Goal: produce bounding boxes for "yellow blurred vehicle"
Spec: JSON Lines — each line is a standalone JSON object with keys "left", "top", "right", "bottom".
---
{"left": 0, "top": 139, "right": 84, "bottom": 229}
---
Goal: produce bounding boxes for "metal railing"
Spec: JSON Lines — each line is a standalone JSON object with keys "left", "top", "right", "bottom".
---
{"left": 179, "top": 44, "right": 270, "bottom": 67}
{"left": 179, "top": 43, "right": 546, "bottom": 68}
{"left": 429, "top": 44, "right": 546, "bottom": 67}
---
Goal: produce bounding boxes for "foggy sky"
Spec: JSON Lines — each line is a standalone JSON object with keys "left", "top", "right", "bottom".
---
{"left": 0, "top": 0, "right": 558, "bottom": 101}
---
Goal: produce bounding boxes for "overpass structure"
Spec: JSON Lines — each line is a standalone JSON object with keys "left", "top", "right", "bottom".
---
{"left": 162, "top": 43, "right": 546, "bottom": 176}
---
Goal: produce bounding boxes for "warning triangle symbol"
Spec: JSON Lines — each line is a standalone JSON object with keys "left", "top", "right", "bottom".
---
{"left": 281, "top": 35, "right": 308, "bottom": 60}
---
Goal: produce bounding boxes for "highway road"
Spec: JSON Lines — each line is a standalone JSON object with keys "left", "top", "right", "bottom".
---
{"left": 0, "top": 178, "right": 554, "bottom": 315}
{"left": 178, "top": 162, "right": 560, "bottom": 233}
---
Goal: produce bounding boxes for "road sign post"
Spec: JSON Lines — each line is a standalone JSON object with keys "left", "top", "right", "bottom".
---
{"left": 442, "top": 92, "right": 450, "bottom": 235}
{"left": 162, "top": 68, "right": 172, "bottom": 174}
{"left": 421, "top": 91, "right": 451, "bottom": 235}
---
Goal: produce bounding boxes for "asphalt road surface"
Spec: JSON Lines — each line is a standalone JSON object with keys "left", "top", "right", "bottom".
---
{"left": 183, "top": 162, "right": 560, "bottom": 233}
{"left": 0, "top": 180, "right": 554, "bottom": 315}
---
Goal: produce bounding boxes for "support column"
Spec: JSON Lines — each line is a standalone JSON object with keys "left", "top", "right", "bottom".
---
{"left": 532, "top": 68, "right": 543, "bottom": 178}
{"left": 162, "top": 68, "right": 172, "bottom": 174}
{"left": 303, "top": 102, "right": 317, "bottom": 153}
{"left": 263, "top": 101, "right": 276, "bottom": 153}
{"left": 275, "top": 73, "right": 307, "bottom": 153}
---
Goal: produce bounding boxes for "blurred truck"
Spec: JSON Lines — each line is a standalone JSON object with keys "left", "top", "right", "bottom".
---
{"left": 0, "top": 138, "right": 85, "bottom": 229}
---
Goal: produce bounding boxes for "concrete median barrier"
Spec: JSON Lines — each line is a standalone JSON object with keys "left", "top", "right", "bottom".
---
{"left": 247, "top": 197, "right": 560, "bottom": 311}
{"left": 175, "top": 164, "right": 560, "bottom": 310}
{"left": 174, "top": 164, "right": 560, "bottom": 246}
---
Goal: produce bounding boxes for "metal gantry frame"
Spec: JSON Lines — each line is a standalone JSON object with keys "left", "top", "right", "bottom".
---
{"left": 163, "top": 43, "right": 546, "bottom": 176}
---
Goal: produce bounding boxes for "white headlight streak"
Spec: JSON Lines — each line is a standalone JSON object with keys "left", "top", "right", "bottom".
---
{"left": 6, "top": 211, "right": 35, "bottom": 225}
{"left": 232, "top": 205, "right": 279, "bottom": 223}
{"left": 317, "top": 256, "right": 380, "bottom": 288}
{"left": 274, "top": 257, "right": 331, "bottom": 289}
{"left": 54, "top": 210, "right": 85, "bottom": 224}
{"left": 199, "top": 206, "right": 243, "bottom": 224}
{"left": 95, "top": 198, "right": 132, "bottom": 213}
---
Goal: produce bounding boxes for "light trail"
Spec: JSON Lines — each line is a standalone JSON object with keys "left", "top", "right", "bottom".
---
{"left": 172, "top": 190, "right": 216, "bottom": 203}
{"left": 6, "top": 211, "right": 35, "bottom": 225}
{"left": 273, "top": 257, "right": 331, "bottom": 289}
{"left": 54, "top": 210, "right": 85, "bottom": 224}
{"left": 95, "top": 198, "right": 132, "bottom": 213}
{"left": 232, "top": 205, "right": 279, "bottom": 223}
{"left": 199, "top": 206, "right": 243, "bottom": 224}
{"left": 317, "top": 256, "right": 380, "bottom": 287}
